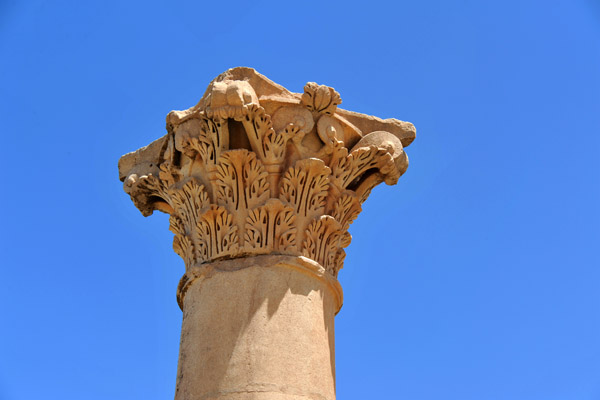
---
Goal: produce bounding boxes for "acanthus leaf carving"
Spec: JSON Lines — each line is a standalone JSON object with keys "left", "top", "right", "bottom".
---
{"left": 214, "top": 150, "right": 270, "bottom": 211}
{"left": 176, "top": 116, "right": 229, "bottom": 168}
{"left": 279, "top": 159, "right": 331, "bottom": 219}
{"left": 241, "top": 104, "right": 274, "bottom": 162}
{"left": 328, "top": 144, "right": 398, "bottom": 201}
{"left": 196, "top": 205, "right": 239, "bottom": 262}
{"left": 333, "top": 249, "right": 346, "bottom": 277}
{"left": 244, "top": 199, "right": 297, "bottom": 254}
{"left": 158, "top": 161, "right": 180, "bottom": 188}
{"left": 330, "top": 192, "right": 362, "bottom": 231}
{"left": 170, "top": 216, "right": 196, "bottom": 267}
{"left": 125, "top": 174, "right": 172, "bottom": 216}
{"left": 302, "top": 216, "right": 345, "bottom": 274}
{"left": 262, "top": 126, "right": 288, "bottom": 165}
{"left": 168, "top": 179, "right": 210, "bottom": 233}
{"left": 301, "top": 82, "right": 341, "bottom": 115}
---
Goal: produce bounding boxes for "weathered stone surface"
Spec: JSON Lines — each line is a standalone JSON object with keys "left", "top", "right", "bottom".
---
{"left": 175, "top": 256, "right": 337, "bottom": 400}
{"left": 119, "top": 67, "right": 414, "bottom": 276}
{"left": 119, "top": 67, "right": 415, "bottom": 400}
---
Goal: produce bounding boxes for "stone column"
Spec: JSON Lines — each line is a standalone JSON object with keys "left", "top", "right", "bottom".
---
{"left": 119, "top": 67, "right": 415, "bottom": 400}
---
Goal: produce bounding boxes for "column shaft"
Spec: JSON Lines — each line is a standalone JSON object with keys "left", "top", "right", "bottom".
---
{"left": 175, "top": 257, "right": 337, "bottom": 400}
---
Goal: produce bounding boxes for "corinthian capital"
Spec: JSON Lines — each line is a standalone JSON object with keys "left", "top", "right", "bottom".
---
{"left": 119, "top": 67, "right": 415, "bottom": 284}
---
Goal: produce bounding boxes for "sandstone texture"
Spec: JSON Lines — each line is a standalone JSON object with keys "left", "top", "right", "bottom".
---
{"left": 119, "top": 67, "right": 415, "bottom": 400}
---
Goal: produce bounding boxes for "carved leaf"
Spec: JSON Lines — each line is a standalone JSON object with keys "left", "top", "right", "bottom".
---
{"left": 354, "top": 173, "right": 384, "bottom": 205}
{"left": 279, "top": 159, "right": 331, "bottom": 218}
{"left": 274, "top": 207, "right": 297, "bottom": 252}
{"left": 158, "top": 161, "right": 180, "bottom": 188}
{"left": 130, "top": 174, "right": 172, "bottom": 216}
{"left": 196, "top": 206, "right": 239, "bottom": 262}
{"left": 345, "top": 146, "right": 381, "bottom": 188}
{"left": 244, "top": 199, "right": 297, "bottom": 254}
{"left": 242, "top": 104, "right": 274, "bottom": 161}
{"left": 331, "top": 192, "right": 362, "bottom": 231}
{"left": 182, "top": 116, "right": 228, "bottom": 166}
{"left": 136, "top": 174, "right": 170, "bottom": 201}
{"left": 214, "top": 150, "right": 270, "bottom": 211}
{"left": 328, "top": 142, "right": 351, "bottom": 189}
{"left": 301, "top": 82, "right": 341, "bottom": 115}
{"left": 262, "top": 128, "right": 288, "bottom": 164}
{"left": 330, "top": 145, "right": 396, "bottom": 192}
{"left": 333, "top": 249, "right": 346, "bottom": 276}
{"left": 302, "top": 216, "right": 345, "bottom": 273}
{"left": 168, "top": 179, "right": 209, "bottom": 232}
{"left": 170, "top": 216, "right": 196, "bottom": 267}
{"left": 188, "top": 135, "right": 214, "bottom": 164}
{"left": 358, "top": 186, "right": 374, "bottom": 204}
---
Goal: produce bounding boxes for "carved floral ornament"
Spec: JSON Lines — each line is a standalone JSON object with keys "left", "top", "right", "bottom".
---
{"left": 119, "top": 68, "right": 415, "bottom": 295}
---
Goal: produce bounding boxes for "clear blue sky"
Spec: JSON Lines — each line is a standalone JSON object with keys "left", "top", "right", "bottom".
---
{"left": 1, "top": 1, "right": 599, "bottom": 399}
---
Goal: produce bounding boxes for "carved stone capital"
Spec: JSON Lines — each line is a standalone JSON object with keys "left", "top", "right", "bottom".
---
{"left": 119, "top": 67, "right": 415, "bottom": 282}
